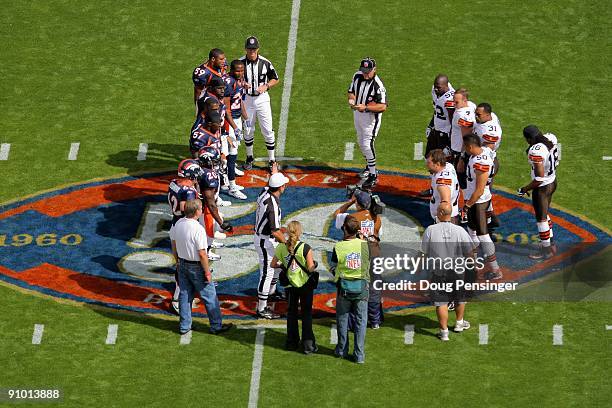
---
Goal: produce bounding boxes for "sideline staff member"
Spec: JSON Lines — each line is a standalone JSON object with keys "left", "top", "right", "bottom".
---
{"left": 331, "top": 215, "right": 370, "bottom": 364}
{"left": 421, "top": 202, "right": 474, "bottom": 341}
{"left": 271, "top": 221, "right": 318, "bottom": 354}
{"left": 333, "top": 190, "right": 383, "bottom": 329}
{"left": 170, "top": 199, "right": 233, "bottom": 335}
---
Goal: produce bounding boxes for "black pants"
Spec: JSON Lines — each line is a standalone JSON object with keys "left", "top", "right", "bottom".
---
{"left": 286, "top": 284, "right": 316, "bottom": 351}
{"left": 532, "top": 180, "right": 557, "bottom": 221}
{"left": 425, "top": 130, "right": 450, "bottom": 155}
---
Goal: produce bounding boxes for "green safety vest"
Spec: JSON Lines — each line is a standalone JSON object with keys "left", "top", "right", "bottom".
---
{"left": 334, "top": 238, "right": 370, "bottom": 282}
{"left": 275, "top": 241, "right": 310, "bottom": 288}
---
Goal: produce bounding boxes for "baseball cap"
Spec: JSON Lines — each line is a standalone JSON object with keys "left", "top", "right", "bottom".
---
{"left": 208, "top": 76, "right": 225, "bottom": 88}
{"left": 354, "top": 190, "right": 372, "bottom": 209}
{"left": 245, "top": 36, "right": 260, "bottom": 49}
{"left": 206, "top": 110, "right": 222, "bottom": 124}
{"left": 359, "top": 57, "right": 376, "bottom": 73}
{"left": 523, "top": 125, "right": 541, "bottom": 139}
{"left": 268, "top": 172, "right": 289, "bottom": 188}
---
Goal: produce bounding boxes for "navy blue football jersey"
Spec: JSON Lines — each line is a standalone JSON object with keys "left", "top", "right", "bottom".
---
{"left": 224, "top": 75, "right": 245, "bottom": 119}
{"left": 192, "top": 63, "right": 230, "bottom": 98}
{"left": 199, "top": 167, "right": 220, "bottom": 190}
{"left": 190, "top": 126, "right": 221, "bottom": 153}
{"left": 167, "top": 179, "right": 199, "bottom": 224}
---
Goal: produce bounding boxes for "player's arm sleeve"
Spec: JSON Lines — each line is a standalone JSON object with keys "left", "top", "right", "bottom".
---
{"left": 335, "top": 213, "right": 349, "bottom": 230}
{"left": 348, "top": 74, "right": 358, "bottom": 93}
{"left": 375, "top": 83, "right": 387, "bottom": 104}
{"left": 457, "top": 113, "right": 474, "bottom": 128}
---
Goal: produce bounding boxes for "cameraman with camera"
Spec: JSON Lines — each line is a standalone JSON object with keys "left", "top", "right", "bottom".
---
{"left": 333, "top": 187, "right": 385, "bottom": 329}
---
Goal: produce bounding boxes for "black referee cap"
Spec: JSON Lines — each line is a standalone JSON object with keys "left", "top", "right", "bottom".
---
{"left": 208, "top": 76, "right": 225, "bottom": 88}
{"left": 245, "top": 36, "right": 260, "bottom": 49}
{"left": 359, "top": 57, "right": 376, "bottom": 73}
{"left": 206, "top": 110, "right": 222, "bottom": 124}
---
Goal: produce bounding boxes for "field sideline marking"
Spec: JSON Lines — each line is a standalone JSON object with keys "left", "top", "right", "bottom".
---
{"left": 404, "top": 324, "right": 414, "bottom": 345}
{"left": 137, "top": 143, "right": 148, "bottom": 161}
{"left": 344, "top": 142, "right": 355, "bottom": 161}
{"left": 413, "top": 142, "right": 424, "bottom": 160}
{"left": 0, "top": 143, "right": 10, "bottom": 160}
{"left": 553, "top": 324, "right": 563, "bottom": 345}
{"left": 32, "top": 324, "right": 44, "bottom": 344}
{"left": 275, "top": 0, "right": 302, "bottom": 157}
{"left": 68, "top": 142, "right": 80, "bottom": 160}
{"left": 179, "top": 330, "right": 192, "bottom": 345}
{"left": 479, "top": 324, "right": 489, "bottom": 345}
{"left": 106, "top": 324, "right": 118, "bottom": 345}
{"left": 248, "top": 328, "right": 266, "bottom": 408}
{"left": 330, "top": 324, "right": 338, "bottom": 345}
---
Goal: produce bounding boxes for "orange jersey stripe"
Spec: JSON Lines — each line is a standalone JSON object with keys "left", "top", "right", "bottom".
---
{"left": 529, "top": 155, "right": 544, "bottom": 162}
{"left": 458, "top": 119, "right": 473, "bottom": 127}
{"left": 473, "top": 163, "right": 491, "bottom": 172}
{"left": 444, "top": 101, "right": 455, "bottom": 107}
{"left": 436, "top": 178, "right": 452, "bottom": 185}
{"left": 483, "top": 134, "right": 499, "bottom": 142}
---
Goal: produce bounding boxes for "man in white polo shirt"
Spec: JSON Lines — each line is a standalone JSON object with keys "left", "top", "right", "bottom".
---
{"left": 170, "top": 199, "right": 233, "bottom": 335}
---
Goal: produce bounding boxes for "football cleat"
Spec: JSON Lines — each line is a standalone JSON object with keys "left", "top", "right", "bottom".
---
{"left": 234, "top": 167, "right": 245, "bottom": 177}
{"left": 228, "top": 188, "right": 247, "bottom": 200}
{"left": 528, "top": 244, "right": 556, "bottom": 260}
{"left": 208, "top": 251, "right": 221, "bottom": 261}
{"left": 210, "top": 240, "right": 224, "bottom": 249}
{"left": 256, "top": 307, "right": 281, "bottom": 320}
{"left": 215, "top": 196, "right": 232, "bottom": 207}
{"left": 484, "top": 270, "right": 503, "bottom": 280}
{"left": 360, "top": 173, "right": 378, "bottom": 190}
{"left": 359, "top": 167, "right": 370, "bottom": 179}
{"left": 243, "top": 156, "right": 254, "bottom": 170}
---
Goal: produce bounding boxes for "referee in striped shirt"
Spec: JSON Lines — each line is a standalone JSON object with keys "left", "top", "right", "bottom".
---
{"left": 253, "top": 165, "right": 288, "bottom": 319}
{"left": 240, "top": 36, "right": 280, "bottom": 172}
{"left": 348, "top": 57, "right": 387, "bottom": 189}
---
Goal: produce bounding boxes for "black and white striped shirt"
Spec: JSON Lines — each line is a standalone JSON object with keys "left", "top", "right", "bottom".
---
{"left": 239, "top": 55, "right": 279, "bottom": 96}
{"left": 348, "top": 71, "right": 387, "bottom": 107}
{"left": 254, "top": 187, "right": 281, "bottom": 236}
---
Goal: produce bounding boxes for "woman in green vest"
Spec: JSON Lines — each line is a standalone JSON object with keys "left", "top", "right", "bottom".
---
{"left": 271, "top": 220, "right": 318, "bottom": 353}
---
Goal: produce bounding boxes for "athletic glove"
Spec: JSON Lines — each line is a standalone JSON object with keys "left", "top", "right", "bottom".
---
{"left": 461, "top": 205, "right": 470, "bottom": 224}
{"left": 425, "top": 126, "right": 433, "bottom": 138}
{"left": 234, "top": 128, "right": 242, "bottom": 141}
{"left": 220, "top": 221, "right": 233, "bottom": 232}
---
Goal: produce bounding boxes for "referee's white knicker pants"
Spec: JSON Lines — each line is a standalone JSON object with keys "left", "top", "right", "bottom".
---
{"left": 354, "top": 111, "right": 382, "bottom": 174}
{"left": 244, "top": 93, "right": 275, "bottom": 161}
{"left": 254, "top": 233, "right": 279, "bottom": 311}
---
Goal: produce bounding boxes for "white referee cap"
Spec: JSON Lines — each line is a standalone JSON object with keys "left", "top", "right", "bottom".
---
{"left": 269, "top": 173, "right": 289, "bottom": 188}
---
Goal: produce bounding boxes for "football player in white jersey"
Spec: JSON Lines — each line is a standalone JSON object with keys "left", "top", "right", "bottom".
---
{"left": 426, "top": 149, "right": 460, "bottom": 223}
{"left": 474, "top": 102, "right": 503, "bottom": 232}
{"left": 462, "top": 134, "right": 501, "bottom": 279}
{"left": 451, "top": 89, "right": 476, "bottom": 193}
{"left": 518, "top": 125, "right": 559, "bottom": 259}
{"left": 426, "top": 74, "right": 455, "bottom": 155}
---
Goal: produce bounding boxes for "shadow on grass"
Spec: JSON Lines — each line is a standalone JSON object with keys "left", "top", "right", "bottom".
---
{"left": 106, "top": 143, "right": 189, "bottom": 176}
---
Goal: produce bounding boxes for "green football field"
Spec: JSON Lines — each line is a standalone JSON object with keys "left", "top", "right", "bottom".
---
{"left": 0, "top": 0, "right": 610, "bottom": 407}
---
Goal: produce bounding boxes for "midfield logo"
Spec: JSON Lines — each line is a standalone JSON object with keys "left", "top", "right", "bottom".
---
{"left": 0, "top": 167, "right": 608, "bottom": 318}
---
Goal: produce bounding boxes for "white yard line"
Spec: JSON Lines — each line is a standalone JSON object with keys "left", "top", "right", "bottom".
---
{"left": 32, "top": 324, "right": 44, "bottom": 344}
{"left": 557, "top": 143, "right": 562, "bottom": 160}
{"left": 0, "top": 143, "right": 10, "bottom": 160}
{"left": 603, "top": 156, "right": 612, "bottom": 161}
{"left": 68, "top": 142, "right": 80, "bottom": 160}
{"left": 275, "top": 0, "right": 302, "bottom": 157}
{"left": 254, "top": 156, "right": 303, "bottom": 162}
{"left": 330, "top": 324, "right": 338, "bottom": 345}
{"left": 606, "top": 325, "right": 612, "bottom": 330}
{"left": 413, "top": 142, "right": 424, "bottom": 160}
{"left": 344, "top": 142, "right": 355, "bottom": 161}
{"left": 137, "top": 143, "right": 148, "bottom": 161}
{"left": 479, "top": 324, "right": 489, "bottom": 345}
{"left": 248, "top": 328, "right": 266, "bottom": 408}
{"left": 105, "top": 324, "right": 118, "bottom": 345}
{"left": 179, "top": 330, "right": 192, "bottom": 345}
{"left": 404, "top": 324, "right": 414, "bottom": 345}
{"left": 553, "top": 324, "right": 563, "bottom": 345}
{"left": 238, "top": 324, "right": 286, "bottom": 330}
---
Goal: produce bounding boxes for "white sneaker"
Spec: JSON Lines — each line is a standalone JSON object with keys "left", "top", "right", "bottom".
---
{"left": 454, "top": 320, "right": 471, "bottom": 333}
{"left": 210, "top": 240, "right": 224, "bottom": 249}
{"left": 229, "top": 188, "right": 247, "bottom": 200}
{"left": 437, "top": 329, "right": 449, "bottom": 341}
{"left": 229, "top": 183, "right": 244, "bottom": 191}
{"left": 220, "top": 185, "right": 229, "bottom": 192}
{"left": 216, "top": 197, "right": 232, "bottom": 207}
{"left": 214, "top": 231, "right": 227, "bottom": 240}
{"left": 208, "top": 251, "right": 221, "bottom": 261}
{"left": 234, "top": 168, "right": 244, "bottom": 176}
{"left": 192, "top": 298, "right": 200, "bottom": 309}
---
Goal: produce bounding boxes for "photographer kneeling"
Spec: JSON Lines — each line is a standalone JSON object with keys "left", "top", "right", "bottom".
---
{"left": 270, "top": 221, "right": 319, "bottom": 354}
{"left": 333, "top": 188, "right": 384, "bottom": 329}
